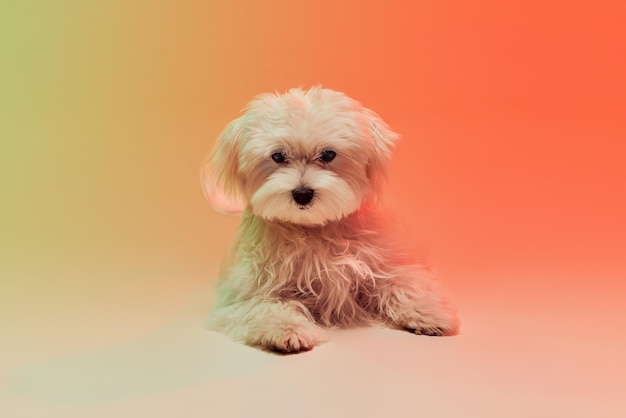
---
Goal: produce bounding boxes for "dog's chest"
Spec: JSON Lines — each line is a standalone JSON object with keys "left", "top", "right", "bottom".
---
{"left": 268, "top": 233, "right": 385, "bottom": 324}
{"left": 271, "top": 232, "right": 385, "bottom": 288}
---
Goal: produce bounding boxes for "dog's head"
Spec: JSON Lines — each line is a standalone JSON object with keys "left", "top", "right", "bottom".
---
{"left": 202, "top": 87, "right": 399, "bottom": 226}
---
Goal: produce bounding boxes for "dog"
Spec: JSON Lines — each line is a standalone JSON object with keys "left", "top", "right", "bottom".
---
{"left": 202, "top": 87, "right": 459, "bottom": 353}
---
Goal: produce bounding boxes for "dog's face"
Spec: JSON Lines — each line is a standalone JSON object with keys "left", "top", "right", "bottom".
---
{"left": 204, "top": 87, "right": 399, "bottom": 226}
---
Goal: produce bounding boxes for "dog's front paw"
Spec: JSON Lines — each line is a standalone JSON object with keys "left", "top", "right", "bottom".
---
{"left": 400, "top": 307, "right": 460, "bottom": 337}
{"left": 258, "top": 325, "right": 326, "bottom": 354}
{"left": 410, "top": 324, "right": 454, "bottom": 336}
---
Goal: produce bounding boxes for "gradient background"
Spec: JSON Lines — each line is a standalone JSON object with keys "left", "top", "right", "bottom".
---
{"left": 2, "top": 1, "right": 625, "bottom": 417}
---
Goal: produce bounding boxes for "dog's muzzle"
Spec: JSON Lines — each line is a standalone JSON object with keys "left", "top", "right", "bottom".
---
{"left": 292, "top": 188, "right": 314, "bottom": 205}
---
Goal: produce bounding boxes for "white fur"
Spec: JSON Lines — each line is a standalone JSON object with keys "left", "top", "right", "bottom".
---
{"left": 202, "top": 87, "right": 459, "bottom": 353}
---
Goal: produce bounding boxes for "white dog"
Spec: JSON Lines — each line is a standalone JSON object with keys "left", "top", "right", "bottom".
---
{"left": 202, "top": 87, "right": 459, "bottom": 353}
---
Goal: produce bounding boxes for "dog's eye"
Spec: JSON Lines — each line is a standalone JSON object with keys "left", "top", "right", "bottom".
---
{"left": 271, "top": 152, "right": 287, "bottom": 163}
{"left": 319, "top": 150, "right": 336, "bottom": 163}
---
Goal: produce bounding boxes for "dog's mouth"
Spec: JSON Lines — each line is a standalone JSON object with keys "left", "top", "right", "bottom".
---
{"left": 297, "top": 205, "right": 310, "bottom": 211}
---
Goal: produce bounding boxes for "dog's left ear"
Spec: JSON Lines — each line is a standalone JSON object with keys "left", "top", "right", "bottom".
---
{"left": 201, "top": 116, "right": 246, "bottom": 214}
{"left": 363, "top": 108, "right": 400, "bottom": 201}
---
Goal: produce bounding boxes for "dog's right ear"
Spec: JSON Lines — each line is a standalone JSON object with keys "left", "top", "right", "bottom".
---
{"left": 201, "top": 116, "right": 246, "bottom": 214}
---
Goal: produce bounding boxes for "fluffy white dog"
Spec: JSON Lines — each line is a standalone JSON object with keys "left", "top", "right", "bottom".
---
{"left": 202, "top": 87, "right": 459, "bottom": 353}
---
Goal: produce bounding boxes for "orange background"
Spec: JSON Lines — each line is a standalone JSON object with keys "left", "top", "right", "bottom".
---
{"left": 2, "top": 0, "right": 625, "bottom": 393}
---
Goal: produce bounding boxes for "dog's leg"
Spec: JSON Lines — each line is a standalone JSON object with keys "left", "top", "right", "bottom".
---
{"left": 374, "top": 266, "right": 460, "bottom": 336}
{"left": 208, "top": 299, "right": 327, "bottom": 353}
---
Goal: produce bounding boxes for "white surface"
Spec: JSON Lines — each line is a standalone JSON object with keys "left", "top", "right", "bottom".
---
{"left": 2, "top": 275, "right": 625, "bottom": 418}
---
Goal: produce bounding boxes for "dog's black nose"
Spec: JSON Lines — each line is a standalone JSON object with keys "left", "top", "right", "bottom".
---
{"left": 292, "top": 188, "right": 314, "bottom": 205}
